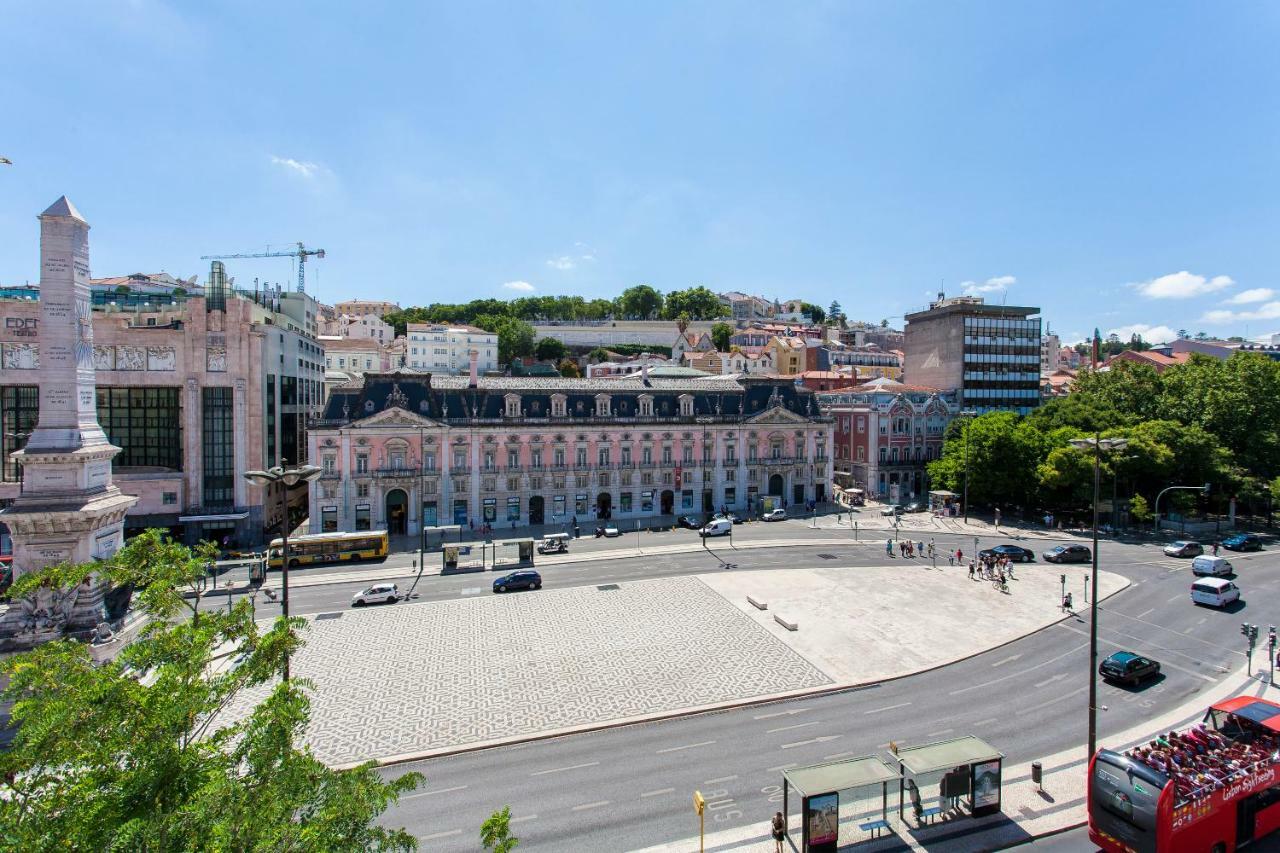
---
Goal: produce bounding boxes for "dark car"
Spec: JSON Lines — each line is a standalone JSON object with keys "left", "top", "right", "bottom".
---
{"left": 1099, "top": 651, "right": 1161, "bottom": 686}
{"left": 1222, "top": 534, "right": 1263, "bottom": 552}
{"left": 902, "top": 501, "right": 926, "bottom": 513}
{"left": 1043, "top": 544, "right": 1092, "bottom": 563}
{"left": 677, "top": 515, "right": 702, "bottom": 530}
{"left": 493, "top": 570, "right": 542, "bottom": 593}
{"left": 978, "top": 544, "right": 1035, "bottom": 563}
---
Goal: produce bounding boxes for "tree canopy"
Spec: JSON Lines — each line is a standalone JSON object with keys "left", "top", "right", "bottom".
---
{"left": 710, "top": 322, "right": 734, "bottom": 352}
{"left": 617, "top": 284, "right": 664, "bottom": 320}
{"left": 661, "top": 286, "right": 725, "bottom": 320}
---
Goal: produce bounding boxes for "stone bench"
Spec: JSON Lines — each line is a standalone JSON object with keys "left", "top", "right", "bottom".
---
{"left": 747, "top": 596, "right": 768, "bottom": 610}
{"left": 774, "top": 614, "right": 798, "bottom": 631}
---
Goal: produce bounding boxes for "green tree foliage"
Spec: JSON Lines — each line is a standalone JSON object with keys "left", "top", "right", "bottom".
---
{"left": 474, "top": 314, "right": 536, "bottom": 365}
{"left": 662, "top": 286, "right": 724, "bottom": 320}
{"left": 926, "top": 413, "right": 1049, "bottom": 510}
{"left": 1069, "top": 361, "right": 1162, "bottom": 422}
{"left": 617, "top": 284, "right": 664, "bottom": 319}
{"left": 481, "top": 806, "right": 519, "bottom": 852}
{"left": 711, "top": 322, "right": 734, "bottom": 352}
{"left": 801, "top": 302, "right": 825, "bottom": 325}
{"left": 828, "top": 300, "right": 843, "bottom": 323}
{"left": 534, "top": 336, "right": 567, "bottom": 362}
{"left": 1128, "top": 493, "right": 1152, "bottom": 522}
{"left": 587, "top": 347, "right": 611, "bottom": 363}
{"left": 0, "top": 530, "right": 422, "bottom": 851}
{"left": 557, "top": 358, "right": 581, "bottom": 378}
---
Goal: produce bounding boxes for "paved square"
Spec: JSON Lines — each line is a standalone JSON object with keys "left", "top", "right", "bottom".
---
{"left": 234, "top": 577, "right": 832, "bottom": 766}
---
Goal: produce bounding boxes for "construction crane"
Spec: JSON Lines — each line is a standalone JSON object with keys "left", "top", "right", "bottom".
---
{"left": 200, "top": 242, "right": 325, "bottom": 294}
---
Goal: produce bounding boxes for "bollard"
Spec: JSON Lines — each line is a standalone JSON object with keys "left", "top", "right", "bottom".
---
{"left": 1031, "top": 761, "right": 1043, "bottom": 792}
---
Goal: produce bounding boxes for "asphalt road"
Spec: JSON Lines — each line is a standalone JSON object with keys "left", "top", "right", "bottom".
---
{"left": 207, "top": 523, "right": 1280, "bottom": 850}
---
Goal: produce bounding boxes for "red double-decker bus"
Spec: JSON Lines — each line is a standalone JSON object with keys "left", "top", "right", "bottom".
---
{"left": 1089, "top": 696, "right": 1280, "bottom": 852}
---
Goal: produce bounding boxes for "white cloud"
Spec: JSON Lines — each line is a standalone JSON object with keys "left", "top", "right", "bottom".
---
{"left": 502, "top": 280, "right": 535, "bottom": 293}
{"left": 546, "top": 248, "right": 597, "bottom": 270}
{"left": 1200, "top": 302, "right": 1280, "bottom": 324}
{"left": 1133, "top": 270, "right": 1233, "bottom": 299}
{"left": 961, "top": 275, "right": 1016, "bottom": 295}
{"left": 546, "top": 256, "right": 576, "bottom": 271}
{"left": 1225, "top": 287, "right": 1275, "bottom": 305}
{"left": 269, "top": 155, "right": 321, "bottom": 178}
{"left": 1106, "top": 323, "right": 1178, "bottom": 344}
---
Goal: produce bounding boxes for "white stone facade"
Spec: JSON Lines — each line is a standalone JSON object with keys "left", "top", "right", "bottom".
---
{"left": 405, "top": 323, "right": 497, "bottom": 374}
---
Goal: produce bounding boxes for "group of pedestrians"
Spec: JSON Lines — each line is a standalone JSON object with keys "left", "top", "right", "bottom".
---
{"left": 967, "top": 553, "right": 1012, "bottom": 592}
{"left": 885, "top": 538, "right": 935, "bottom": 559}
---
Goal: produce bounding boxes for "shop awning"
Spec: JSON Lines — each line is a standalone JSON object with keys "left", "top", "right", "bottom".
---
{"left": 178, "top": 511, "right": 250, "bottom": 522}
{"left": 784, "top": 756, "right": 898, "bottom": 797}
{"left": 894, "top": 736, "right": 1003, "bottom": 777}
{"left": 928, "top": 490, "right": 959, "bottom": 498}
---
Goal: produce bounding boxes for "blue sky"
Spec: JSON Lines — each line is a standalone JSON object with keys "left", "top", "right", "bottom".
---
{"left": 2, "top": 1, "right": 1279, "bottom": 343}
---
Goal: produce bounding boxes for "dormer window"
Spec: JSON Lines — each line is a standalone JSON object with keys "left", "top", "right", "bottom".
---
{"left": 504, "top": 393, "right": 521, "bottom": 418}
{"left": 638, "top": 395, "right": 654, "bottom": 417}
{"left": 551, "top": 394, "right": 567, "bottom": 417}
{"left": 678, "top": 394, "right": 694, "bottom": 417}
{"left": 595, "top": 394, "right": 611, "bottom": 417}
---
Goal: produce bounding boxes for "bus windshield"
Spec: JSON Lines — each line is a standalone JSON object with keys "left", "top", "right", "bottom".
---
{"left": 1091, "top": 750, "right": 1164, "bottom": 853}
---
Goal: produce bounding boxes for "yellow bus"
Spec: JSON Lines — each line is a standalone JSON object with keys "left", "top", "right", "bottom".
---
{"left": 267, "top": 530, "right": 389, "bottom": 569}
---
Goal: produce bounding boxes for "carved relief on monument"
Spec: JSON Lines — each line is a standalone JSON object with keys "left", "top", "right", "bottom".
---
{"left": 3, "top": 343, "right": 40, "bottom": 369}
{"left": 207, "top": 346, "right": 227, "bottom": 372}
{"left": 116, "top": 346, "right": 146, "bottom": 371}
{"left": 92, "top": 345, "right": 115, "bottom": 370}
{"left": 146, "top": 346, "right": 176, "bottom": 371}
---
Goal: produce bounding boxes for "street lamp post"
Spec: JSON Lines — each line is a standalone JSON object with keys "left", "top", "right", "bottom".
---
{"left": 959, "top": 409, "right": 977, "bottom": 524}
{"left": 1068, "top": 434, "right": 1128, "bottom": 763}
{"left": 243, "top": 459, "right": 322, "bottom": 681}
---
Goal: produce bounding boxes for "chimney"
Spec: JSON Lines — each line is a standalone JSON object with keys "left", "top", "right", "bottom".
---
{"left": 641, "top": 363, "right": 650, "bottom": 385}
{"left": 468, "top": 348, "right": 479, "bottom": 388}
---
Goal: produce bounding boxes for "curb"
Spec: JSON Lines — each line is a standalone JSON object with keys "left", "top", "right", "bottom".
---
{"left": 349, "top": 571, "right": 1133, "bottom": 771}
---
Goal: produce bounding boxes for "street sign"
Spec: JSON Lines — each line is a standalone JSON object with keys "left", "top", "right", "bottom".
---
{"left": 693, "top": 790, "right": 705, "bottom": 816}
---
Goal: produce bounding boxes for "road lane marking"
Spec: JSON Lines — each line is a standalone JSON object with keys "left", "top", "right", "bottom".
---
{"left": 754, "top": 707, "right": 811, "bottom": 720}
{"left": 657, "top": 740, "right": 716, "bottom": 754}
{"left": 1135, "top": 608, "right": 1154, "bottom": 619}
{"left": 401, "top": 785, "right": 468, "bottom": 800}
{"left": 767, "top": 763, "right": 798, "bottom": 772}
{"left": 704, "top": 775, "right": 739, "bottom": 785}
{"left": 531, "top": 762, "right": 600, "bottom": 776}
{"left": 510, "top": 814, "right": 538, "bottom": 824}
{"left": 781, "top": 735, "right": 840, "bottom": 750}
{"left": 864, "top": 702, "right": 911, "bottom": 715}
{"left": 991, "top": 654, "right": 1021, "bottom": 667}
{"left": 572, "top": 801, "right": 610, "bottom": 811}
{"left": 767, "top": 721, "right": 820, "bottom": 734}
{"left": 823, "top": 751, "right": 855, "bottom": 760}
{"left": 1059, "top": 621, "right": 1228, "bottom": 678}
{"left": 951, "top": 641, "right": 1089, "bottom": 696}
{"left": 1166, "top": 594, "right": 1184, "bottom": 603}
{"left": 421, "top": 829, "right": 463, "bottom": 840}
{"left": 1034, "top": 673, "right": 1069, "bottom": 689}
{"left": 641, "top": 788, "right": 676, "bottom": 798}
{"left": 460, "top": 587, "right": 483, "bottom": 596}
{"left": 973, "top": 717, "right": 997, "bottom": 727}
{"left": 1017, "top": 686, "right": 1088, "bottom": 716}
{"left": 926, "top": 729, "right": 954, "bottom": 738}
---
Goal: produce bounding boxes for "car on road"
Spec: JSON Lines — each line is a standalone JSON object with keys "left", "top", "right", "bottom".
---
{"left": 493, "top": 570, "right": 542, "bottom": 593}
{"left": 1043, "top": 543, "right": 1091, "bottom": 563}
{"left": 352, "top": 583, "right": 399, "bottom": 606}
{"left": 1163, "top": 540, "right": 1204, "bottom": 558}
{"left": 1191, "top": 555, "right": 1234, "bottom": 577}
{"left": 536, "top": 533, "right": 570, "bottom": 554}
{"left": 880, "top": 504, "right": 903, "bottom": 517}
{"left": 1191, "top": 577, "right": 1240, "bottom": 608}
{"left": 714, "top": 512, "right": 743, "bottom": 525}
{"left": 978, "top": 544, "right": 1035, "bottom": 563}
{"left": 700, "top": 519, "right": 733, "bottom": 537}
{"left": 1222, "top": 533, "right": 1263, "bottom": 552}
{"left": 677, "top": 515, "right": 702, "bottom": 530}
{"left": 1099, "top": 651, "right": 1161, "bottom": 686}
{"left": 761, "top": 508, "right": 787, "bottom": 522}
{"left": 902, "top": 501, "right": 926, "bottom": 513}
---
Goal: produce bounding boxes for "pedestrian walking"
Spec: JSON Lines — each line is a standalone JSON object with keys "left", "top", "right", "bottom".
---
{"left": 948, "top": 551, "right": 955, "bottom": 567}
{"left": 1212, "top": 541, "right": 1220, "bottom": 556}
{"left": 917, "top": 541, "right": 924, "bottom": 557}
{"left": 968, "top": 561, "right": 975, "bottom": 580}
{"left": 771, "top": 812, "right": 785, "bottom": 852}
{"left": 886, "top": 538, "right": 894, "bottom": 557}
{"left": 955, "top": 548, "right": 963, "bottom": 563}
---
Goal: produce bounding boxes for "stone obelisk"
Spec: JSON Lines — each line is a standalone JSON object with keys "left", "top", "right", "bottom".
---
{"left": 0, "top": 197, "right": 137, "bottom": 651}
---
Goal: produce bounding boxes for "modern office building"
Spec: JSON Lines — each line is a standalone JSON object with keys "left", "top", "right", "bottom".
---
{"left": 903, "top": 296, "right": 1042, "bottom": 414}
{"left": 308, "top": 365, "right": 832, "bottom": 535}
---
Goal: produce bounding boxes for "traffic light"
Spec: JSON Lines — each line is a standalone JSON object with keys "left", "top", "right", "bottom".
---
{"left": 1203, "top": 483, "right": 1211, "bottom": 494}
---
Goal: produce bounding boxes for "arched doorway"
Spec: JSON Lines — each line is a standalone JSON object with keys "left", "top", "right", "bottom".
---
{"left": 768, "top": 473, "right": 784, "bottom": 496}
{"left": 529, "top": 495, "right": 545, "bottom": 525}
{"left": 385, "top": 489, "right": 408, "bottom": 535}
{"left": 660, "top": 489, "right": 674, "bottom": 514}
{"left": 596, "top": 492, "right": 612, "bottom": 519}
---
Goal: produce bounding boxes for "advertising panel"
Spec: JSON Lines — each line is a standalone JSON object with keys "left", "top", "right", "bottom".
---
{"left": 971, "top": 760, "right": 1002, "bottom": 814}
{"left": 803, "top": 792, "right": 839, "bottom": 852}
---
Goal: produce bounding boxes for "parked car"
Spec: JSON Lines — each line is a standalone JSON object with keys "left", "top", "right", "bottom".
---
{"left": 1043, "top": 544, "right": 1092, "bottom": 563}
{"left": 677, "top": 515, "right": 702, "bottom": 530}
{"left": 1163, "top": 540, "right": 1203, "bottom": 558}
{"left": 593, "top": 524, "right": 621, "bottom": 538}
{"left": 493, "top": 570, "right": 542, "bottom": 593}
{"left": 352, "top": 583, "right": 399, "bottom": 606}
{"left": 761, "top": 508, "right": 787, "bottom": 522}
{"left": 715, "top": 512, "right": 743, "bottom": 525}
{"left": 902, "top": 501, "right": 926, "bottom": 513}
{"left": 978, "top": 544, "right": 1036, "bottom": 563}
{"left": 880, "top": 504, "right": 903, "bottom": 517}
{"left": 1222, "top": 534, "right": 1262, "bottom": 552}
{"left": 700, "top": 519, "right": 733, "bottom": 537}
{"left": 1191, "top": 577, "right": 1240, "bottom": 608}
{"left": 1099, "top": 651, "right": 1161, "bottom": 686}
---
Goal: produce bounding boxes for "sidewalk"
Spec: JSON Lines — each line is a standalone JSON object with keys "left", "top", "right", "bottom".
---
{"left": 632, "top": 663, "right": 1276, "bottom": 852}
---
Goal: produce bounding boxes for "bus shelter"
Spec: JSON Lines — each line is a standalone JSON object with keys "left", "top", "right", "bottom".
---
{"left": 894, "top": 735, "right": 1004, "bottom": 825}
{"left": 782, "top": 756, "right": 898, "bottom": 851}
{"left": 441, "top": 542, "right": 485, "bottom": 572}
{"left": 492, "top": 538, "right": 535, "bottom": 569}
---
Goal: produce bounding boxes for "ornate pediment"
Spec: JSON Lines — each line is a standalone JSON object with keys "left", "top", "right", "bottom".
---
{"left": 746, "top": 405, "right": 809, "bottom": 425}
{"left": 351, "top": 406, "right": 440, "bottom": 428}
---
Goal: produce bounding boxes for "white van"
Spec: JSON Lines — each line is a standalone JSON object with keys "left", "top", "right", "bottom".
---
{"left": 1190, "top": 577, "right": 1240, "bottom": 608}
{"left": 700, "top": 519, "right": 733, "bottom": 537}
{"left": 1191, "top": 555, "right": 1233, "bottom": 577}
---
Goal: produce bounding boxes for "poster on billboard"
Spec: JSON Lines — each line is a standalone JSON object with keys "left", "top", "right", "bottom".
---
{"left": 803, "top": 792, "right": 839, "bottom": 852}
{"left": 971, "top": 759, "right": 1002, "bottom": 814}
